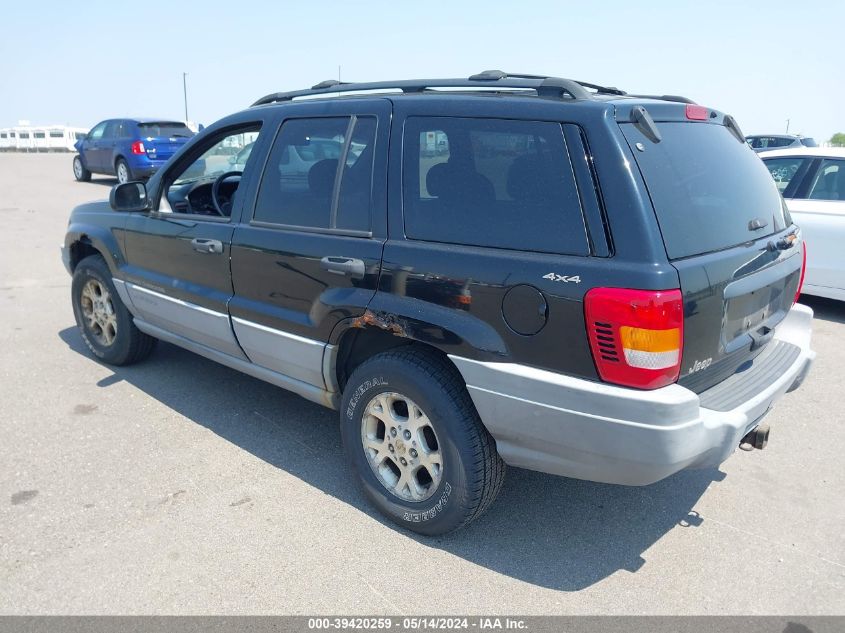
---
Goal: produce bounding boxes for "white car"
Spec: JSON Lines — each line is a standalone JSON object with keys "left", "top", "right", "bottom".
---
{"left": 759, "top": 147, "right": 845, "bottom": 301}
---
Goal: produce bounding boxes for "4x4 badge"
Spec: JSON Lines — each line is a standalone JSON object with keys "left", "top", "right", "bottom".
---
{"left": 542, "top": 273, "right": 582, "bottom": 283}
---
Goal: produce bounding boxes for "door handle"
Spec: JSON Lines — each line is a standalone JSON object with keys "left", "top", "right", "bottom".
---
{"left": 191, "top": 238, "right": 223, "bottom": 254}
{"left": 320, "top": 256, "right": 366, "bottom": 278}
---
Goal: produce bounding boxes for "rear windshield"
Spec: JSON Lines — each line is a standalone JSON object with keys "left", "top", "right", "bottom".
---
{"left": 622, "top": 122, "right": 790, "bottom": 259}
{"left": 136, "top": 122, "right": 193, "bottom": 138}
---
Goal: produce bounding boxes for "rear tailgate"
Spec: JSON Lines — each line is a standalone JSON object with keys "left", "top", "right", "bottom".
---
{"left": 619, "top": 107, "right": 803, "bottom": 393}
{"left": 136, "top": 121, "right": 193, "bottom": 160}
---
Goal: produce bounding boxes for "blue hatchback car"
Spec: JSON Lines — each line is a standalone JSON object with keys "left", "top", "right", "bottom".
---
{"left": 72, "top": 118, "right": 194, "bottom": 183}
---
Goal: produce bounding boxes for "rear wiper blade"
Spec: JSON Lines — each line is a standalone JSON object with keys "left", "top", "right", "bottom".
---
{"left": 748, "top": 217, "right": 768, "bottom": 231}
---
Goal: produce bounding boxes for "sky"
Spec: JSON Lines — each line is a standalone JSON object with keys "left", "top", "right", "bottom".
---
{"left": 1, "top": 0, "right": 842, "bottom": 141}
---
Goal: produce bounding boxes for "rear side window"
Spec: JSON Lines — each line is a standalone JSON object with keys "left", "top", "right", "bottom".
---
{"left": 807, "top": 159, "right": 845, "bottom": 201}
{"left": 403, "top": 117, "right": 588, "bottom": 255}
{"left": 762, "top": 157, "right": 808, "bottom": 194}
{"left": 253, "top": 116, "right": 377, "bottom": 232}
{"left": 622, "top": 122, "right": 790, "bottom": 259}
{"left": 102, "top": 122, "right": 119, "bottom": 139}
{"left": 137, "top": 122, "right": 193, "bottom": 138}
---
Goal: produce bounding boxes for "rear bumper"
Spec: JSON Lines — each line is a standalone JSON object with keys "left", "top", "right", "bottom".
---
{"left": 127, "top": 158, "right": 165, "bottom": 179}
{"left": 450, "top": 303, "right": 815, "bottom": 486}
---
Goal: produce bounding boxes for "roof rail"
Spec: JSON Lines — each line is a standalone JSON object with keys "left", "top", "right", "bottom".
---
{"left": 251, "top": 70, "right": 696, "bottom": 107}
{"left": 576, "top": 81, "right": 627, "bottom": 96}
{"left": 251, "top": 71, "right": 593, "bottom": 106}
{"left": 627, "top": 93, "right": 697, "bottom": 104}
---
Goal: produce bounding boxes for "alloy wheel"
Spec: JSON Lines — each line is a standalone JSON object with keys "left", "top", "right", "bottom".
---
{"left": 361, "top": 392, "right": 443, "bottom": 502}
{"left": 80, "top": 279, "right": 117, "bottom": 346}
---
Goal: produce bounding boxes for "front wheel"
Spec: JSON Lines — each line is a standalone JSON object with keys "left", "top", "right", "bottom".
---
{"left": 340, "top": 347, "right": 505, "bottom": 535}
{"left": 71, "top": 255, "right": 156, "bottom": 365}
{"left": 73, "top": 156, "right": 91, "bottom": 182}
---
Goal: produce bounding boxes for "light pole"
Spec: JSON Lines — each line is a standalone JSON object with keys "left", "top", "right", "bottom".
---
{"left": 785, "top": 118, "right": 790, "bottom": 134}
{"left": 183, "top": 72, "right": 189, "bottom": 123}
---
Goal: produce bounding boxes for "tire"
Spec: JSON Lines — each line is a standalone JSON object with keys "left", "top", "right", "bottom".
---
{"left": 73, "top": 155, "right": 91, "bottom": 182}
{"left": 115, "top": 158, "right": 131, "bottom": 184}
{"left": 71, "top": 254, "right": 156, "bottom": 365}
{"left": 340, "top": 347, "right": 505, "bottom": 535}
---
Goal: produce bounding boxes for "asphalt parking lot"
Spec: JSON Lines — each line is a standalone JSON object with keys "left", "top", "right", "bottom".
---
{"left": 0, "top": 153, "right": 843, "bottom": 614}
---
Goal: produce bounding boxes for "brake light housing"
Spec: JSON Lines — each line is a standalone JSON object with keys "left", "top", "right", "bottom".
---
{"left": 585, "top": 288, "right": 684, "bottom": 390}
{"left": 130, "top": 141, "right": 146, "bottom": 155}
{"left": 685, "top": 104, "right": 709, "bottom": 120}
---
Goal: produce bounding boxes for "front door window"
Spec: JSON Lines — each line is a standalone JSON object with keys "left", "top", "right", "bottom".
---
{"left": 161, "top": 126, "right": 262, "bottom": 217}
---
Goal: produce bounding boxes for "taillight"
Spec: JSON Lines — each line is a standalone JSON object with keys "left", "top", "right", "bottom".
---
{"left": 794, "top": 243, "right": 807, "bottom": 304}
{"left": 130, "top": 141, "right": 146, "bottom": 155}
{"left": 685, "top": 104, "right": 709, "bottom": 120}
{"left": 585, "top": 288, "right": 684, "bottom": 390}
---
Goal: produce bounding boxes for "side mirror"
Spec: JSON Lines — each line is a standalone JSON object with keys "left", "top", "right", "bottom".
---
{"left": 110, "top": 182, "right": 148, "bottom": 212}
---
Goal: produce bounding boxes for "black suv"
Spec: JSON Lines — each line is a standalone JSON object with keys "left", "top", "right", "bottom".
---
{"left": 62, "top": 72, "right": 815, "bottom": 535}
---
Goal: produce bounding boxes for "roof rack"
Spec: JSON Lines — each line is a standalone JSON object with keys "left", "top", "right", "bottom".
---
{"left": 627, "top": 94, "right": 697, "bottom": 104}
{"left": 251, "top": 71, "right": 694, "bottom": 107}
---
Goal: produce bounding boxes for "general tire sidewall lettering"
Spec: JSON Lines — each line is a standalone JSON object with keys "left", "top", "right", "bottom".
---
{"left": 342, "top": 370, "right": 459, "bottom": 526}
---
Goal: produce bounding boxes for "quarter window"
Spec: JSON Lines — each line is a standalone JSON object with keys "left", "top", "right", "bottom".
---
{"left": 807, "top": 159, "right": 845, "bottom": 201}
{"left": 403, "top": 116, "right": 588, "bottom": 255}
{"left": 253, "top": 116, "right": 377, "bottom": 232}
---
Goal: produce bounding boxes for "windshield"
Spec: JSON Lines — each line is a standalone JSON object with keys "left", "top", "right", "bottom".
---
{"left": 137, "top": 122, "right": 193, "bottom": 138}
{"left": 622, "top": 121, "right": 790, "bottom": 259}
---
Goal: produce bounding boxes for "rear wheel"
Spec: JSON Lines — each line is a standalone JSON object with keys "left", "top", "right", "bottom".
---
{"left": 71, "top": 255, "right": 156, "bottom": 365}
{"left": 115, "top": 159, "right": 131, "bottom": 184}
{"left": 73, "top": 156, "right": 91, "bottom": 182}
{"left": 340, "top": 347, "right": 505, "bottom": 535}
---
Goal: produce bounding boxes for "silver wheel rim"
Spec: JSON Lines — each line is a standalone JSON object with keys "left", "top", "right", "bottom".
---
{"left": 80, "top": 279, "right": 117, "bottom": 346}
{"left": 117, "top": 163, "right": 128, "bottom": 183}
{"left": 73, "top": 158, "right": 82, "bottom": 179}
{"left": 361, "top": 392, "right": 443, "bottom": 502}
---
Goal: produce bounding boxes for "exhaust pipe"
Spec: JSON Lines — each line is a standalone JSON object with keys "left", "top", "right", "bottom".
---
{"left": 741, "top": 424, "right": 770, "bottom": 450}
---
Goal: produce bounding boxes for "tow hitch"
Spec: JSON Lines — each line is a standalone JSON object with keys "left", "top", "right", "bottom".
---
{"left": 740, "top": 424, "right": 770, "bottom": 451}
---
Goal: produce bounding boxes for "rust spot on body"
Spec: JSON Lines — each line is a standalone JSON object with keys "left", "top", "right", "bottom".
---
{"left": 351, "top": 310, "right": 409, "bottom": 337}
